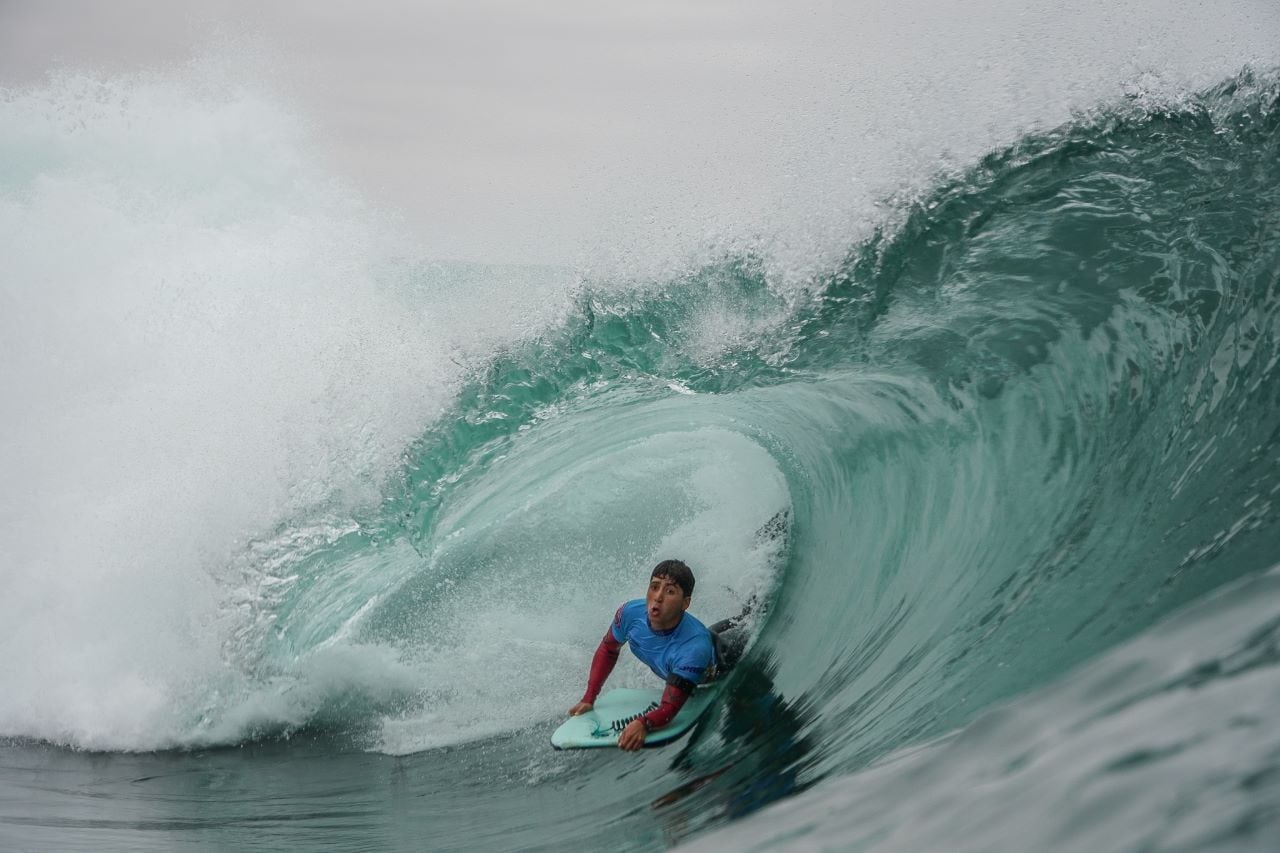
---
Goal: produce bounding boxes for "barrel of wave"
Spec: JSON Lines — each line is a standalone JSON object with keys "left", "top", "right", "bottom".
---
{"left": 367, "top": 418, "right": 791, "bottom": 755}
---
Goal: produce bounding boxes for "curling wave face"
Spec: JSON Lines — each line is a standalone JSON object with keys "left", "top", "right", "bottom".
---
{"left": 247, "top": 72, "right": 1280, "bottom": 843}
{"left": 2, "top": 68, "right": 1280, "bottom": 851}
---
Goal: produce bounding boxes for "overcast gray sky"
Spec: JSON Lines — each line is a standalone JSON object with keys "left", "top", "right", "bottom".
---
{"left": 4, "top": 1, "right": 1279, "bottom": 267}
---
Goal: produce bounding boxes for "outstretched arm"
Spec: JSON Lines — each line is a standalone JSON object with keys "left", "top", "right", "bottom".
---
{"left": 568, "top": 628, "right": 623, "bottom": 715}
{"left": 642, "top": 677, "right": 695, "bottom": 729}
{"left": 617, "top": 675, "right": 695, "bottom": 751}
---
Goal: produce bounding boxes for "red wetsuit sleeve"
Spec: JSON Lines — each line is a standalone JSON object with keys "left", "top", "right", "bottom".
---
{"left": 641, "top": 681, "right": 692, "bottom": 731}
{"left": 581, "top": 629, "right": 623, "bottom": 704}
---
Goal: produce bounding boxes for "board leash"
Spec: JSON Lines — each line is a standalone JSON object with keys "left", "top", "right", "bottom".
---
{"left": 591, "top": 702, "right": 659, "bottom": 738}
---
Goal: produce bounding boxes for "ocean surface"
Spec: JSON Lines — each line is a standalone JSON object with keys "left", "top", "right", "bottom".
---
{"left": 3, "top": 55, "right": 1280, "bottom": 852}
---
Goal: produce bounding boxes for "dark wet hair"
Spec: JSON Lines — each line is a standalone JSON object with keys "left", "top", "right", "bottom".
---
{"left": 651, "top": 559, "right": 695, "bottom": 597}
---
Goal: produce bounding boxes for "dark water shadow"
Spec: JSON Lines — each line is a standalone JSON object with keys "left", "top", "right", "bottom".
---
{"left": 650, "top": 648, "right": 820, "bottom": 844}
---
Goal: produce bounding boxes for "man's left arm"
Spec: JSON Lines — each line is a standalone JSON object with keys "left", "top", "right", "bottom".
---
{"left": 617, "top": 676, "right": 695, "bottom": 751}
{"left": 616, "top": 637, "right": 712, "bottom": 751}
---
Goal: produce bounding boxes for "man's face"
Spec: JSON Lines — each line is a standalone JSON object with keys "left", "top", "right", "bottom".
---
{"left": 646, "top": 574, "right": 690, "bottom": 630}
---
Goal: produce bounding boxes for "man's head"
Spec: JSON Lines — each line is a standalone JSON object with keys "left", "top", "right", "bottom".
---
{"left": 647, "top": 560, "right": 694, "bottom": 630}
{"left": 651, "top": 559, "right": 695, "bottom": 597}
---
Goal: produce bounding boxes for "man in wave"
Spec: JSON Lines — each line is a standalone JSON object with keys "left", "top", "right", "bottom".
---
{"left": 568, "top": 559, "right": 730, "bottom": 751}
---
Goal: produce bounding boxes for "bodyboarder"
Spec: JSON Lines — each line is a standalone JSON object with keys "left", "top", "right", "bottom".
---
{"left": 568, "top": 559, "right": 746, "bottom": 751}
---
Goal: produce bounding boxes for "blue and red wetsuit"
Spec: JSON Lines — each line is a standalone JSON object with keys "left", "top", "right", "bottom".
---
{"left": 581, "top": 599, "right": 716, "bottom": 731}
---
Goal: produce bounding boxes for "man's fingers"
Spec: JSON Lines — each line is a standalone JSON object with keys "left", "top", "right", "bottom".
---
{"left": 617, "top": 719, "right": 646, "bottom": 751}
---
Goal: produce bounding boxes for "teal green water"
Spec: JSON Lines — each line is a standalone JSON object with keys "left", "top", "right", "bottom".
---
{"left": 3, "top": 71, "right": 1280, "bottom": 850}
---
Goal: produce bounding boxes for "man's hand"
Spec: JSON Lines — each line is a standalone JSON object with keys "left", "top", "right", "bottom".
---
{"left": 568, "top": 701, "right": 594, "bottom": 716}
{"left": 618, "top": 718, "right": 647, "bottom": 751}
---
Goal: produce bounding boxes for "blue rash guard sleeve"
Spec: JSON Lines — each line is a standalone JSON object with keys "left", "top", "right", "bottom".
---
{"left": 610, "top": 604, "right": 627, "bottom": 643}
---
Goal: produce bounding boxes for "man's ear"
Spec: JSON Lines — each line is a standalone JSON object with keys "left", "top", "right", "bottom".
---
{"left": 681, "top": 597, "right": 691, "bottom": 612}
